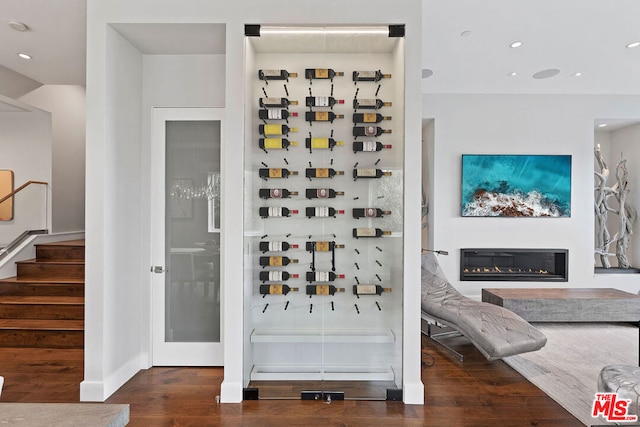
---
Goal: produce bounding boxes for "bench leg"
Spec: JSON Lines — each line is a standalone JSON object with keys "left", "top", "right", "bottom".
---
{"left": 424, "top": 323, "right": 465, "bottom": 362}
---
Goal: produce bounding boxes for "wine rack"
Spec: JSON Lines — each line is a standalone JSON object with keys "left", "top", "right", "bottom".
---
{"left": 244, "top": 35, "right": 405, "bottom": 399}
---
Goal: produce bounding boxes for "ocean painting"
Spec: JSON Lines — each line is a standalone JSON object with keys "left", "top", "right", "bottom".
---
{"left": 461, "top": 154, "right": 571, "bottom": 217}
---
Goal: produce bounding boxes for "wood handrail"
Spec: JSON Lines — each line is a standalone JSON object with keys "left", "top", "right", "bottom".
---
{"left": 0, "top": 180, "right": 48, "bottom": 205}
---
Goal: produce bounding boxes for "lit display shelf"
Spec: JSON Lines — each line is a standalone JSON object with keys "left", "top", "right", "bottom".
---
{"left": 250, "top": 328, "right": 395, "bottom": 343}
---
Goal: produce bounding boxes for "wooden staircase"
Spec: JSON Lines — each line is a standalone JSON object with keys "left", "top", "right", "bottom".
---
{"left": 0, "top": 239, "right": 84, "bottom": 348}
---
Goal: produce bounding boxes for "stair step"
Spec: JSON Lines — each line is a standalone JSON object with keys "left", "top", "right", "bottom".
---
{"left": 0, "top": 277, "right": 84, "bottom": 297}
{"left": 0, "top": 319, "right": 83, "bottom": 348}
{"left": 16, "top": 259, "right": 84, "bottom": 280}
{"left": 0, "top": 296, "right": 84, "bottom": 320}
{"left": 36, "top": 241, "right": 85, "bottom": 261}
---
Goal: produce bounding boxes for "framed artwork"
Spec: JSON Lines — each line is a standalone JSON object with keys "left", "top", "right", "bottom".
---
{"left": 461, "top": 154, "right": 571, "bottom": 217}
{"left": 0, "top": 170, "right": 14, "bottom": 221}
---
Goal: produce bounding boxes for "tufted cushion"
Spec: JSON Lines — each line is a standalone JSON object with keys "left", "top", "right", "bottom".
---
{"left": 598, "top": 365, "right": 640, "bottom": 416}
{"left": 421, "top": 253, "right": 547, "bottom": 360}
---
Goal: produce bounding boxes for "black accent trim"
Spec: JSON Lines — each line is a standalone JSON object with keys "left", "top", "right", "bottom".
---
{"left": 388, "top": 24, "right": 405, "bottom": 38}
{"left": 243, "top": 388, "right": 259, "bottom": 400}
{"left": 386, "top": 388, "right": 403, "bottom": 401}
{"left": 301, "top": 390, "right": 323, "bottom": 400}
{"left": 245, "top": 24, "right": 261, "bottom": 37}
{"left": 323, "top": 391, "right": 344, "bottom": 401}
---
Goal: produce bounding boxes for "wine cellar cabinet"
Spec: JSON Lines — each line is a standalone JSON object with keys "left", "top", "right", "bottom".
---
{"left": 243, "top": 25, "right": 406, "bottom": 400}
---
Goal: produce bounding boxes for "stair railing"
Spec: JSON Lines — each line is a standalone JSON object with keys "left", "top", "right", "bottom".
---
{"left": 0, "top": 180, "right": 48, "bottom": 205}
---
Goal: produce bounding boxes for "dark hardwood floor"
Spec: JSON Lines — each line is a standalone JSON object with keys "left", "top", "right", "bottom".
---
{"left": 0, "top": 336, "right": 582, "bottom": 426}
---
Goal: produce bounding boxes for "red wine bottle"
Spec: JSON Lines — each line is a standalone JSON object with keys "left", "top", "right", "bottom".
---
{"left": 259, "top": 271, "right": 299, "bottom": 282}
{"left": 260, "top": 97, "right": 298, "bottom": 108}
{"left": 259, "top": 124, "right": 298, "bottom": 136}
{"left": 258, "top": 69, "right": 298, "bottom": 83}
{"left": 306, "top": 271, "right": 345, "bottom": 282}
{"left": 305, "top": 207, "right": 344, "bottom": 218}
{"left": 353, "top": 284, "right": 392, "bottom": 295}
{"left": 353, "top": 141, "right": 392, "bottom": 152}
{"left": 258, "top": 241, "right": 299, "bottom": 252}
{"left": 259, "top": 188, "right": 298, "bottom": 199}
{"left": 260, "top": 284, "right": 299, "bottom": 295}
{"left": 353, "top": 126, "right": 391, "bottom": 137}
{"left": 352, "top": 70, "right": 391, "bottom": 83}
{"left": 305, "top": 188, "right": 344, "bottom": 199}
{"left": 353, "top": 98, "right": 392, "bottom": 110}
{"left": 259, "top": 256, "right": 298, "bottom": 267}
{"left": 305, "top": 111, "right": 344, "bottom": 123}
{"left": 353, "top": 169, "right": 392, "bottom": 179}
{"left": 259, "top": 168, "right": 298, "bottom": 179}
{"left": 305, "top": 284, "right": 345, "bottom": 295}
{"left": 305, "top": 241, "right": 345, "bottom": 252}
{"left": 259, "top": 207, "right": 299, "bottom": 218}
{"left": 304, "top": 68, "right": 344, "bottom": 81}
{"left": 305, "top": 168, "right": 344, "bottom": 179}
{"left": 305, "top": 138, "right": 344, "bottom": 151}
{"left": 258, "top": 109, "right": 298, "bottom": 120}
{"left": 305, "top": 96, "right": 344, "bottom": 108}
{"left": 352, "top": 208, "right": 391, "bottom": 218}
{"left": 352, "top": 113, "right": 391, "bottom": 124}
{"left": 352, "top": 228, "right": 391, "bottom": 238}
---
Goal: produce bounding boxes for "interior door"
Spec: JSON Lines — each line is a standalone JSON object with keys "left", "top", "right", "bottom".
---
{"left": 151, "top": 107, "right": 224, "bottom": 365}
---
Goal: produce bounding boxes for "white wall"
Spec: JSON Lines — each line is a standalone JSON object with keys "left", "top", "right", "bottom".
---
{"left": 19, "top": 85, "right": 86, "bottom": 234}
{"left": 423, "top": 93, "right": 640, "bottom": 299}
{"left": 0, "top": 65, "right": 42, "bottom": 99}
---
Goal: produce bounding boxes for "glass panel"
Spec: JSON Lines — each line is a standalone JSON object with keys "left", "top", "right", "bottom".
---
{"left": 165, "top": 120, "right": 221, "bottom": 343}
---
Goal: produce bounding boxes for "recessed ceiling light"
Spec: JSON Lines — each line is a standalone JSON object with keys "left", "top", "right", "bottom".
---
{"left": 572, "top": 72, "right": 583, "bottom": 77}
{"left": 626, "top": 41, "right": 640, "bottom": 48}
{"left": 460, "top": 30, "right": 472, "bottom": 37}
{"left": 598, "top": 123, "right": 608, "bottom": 128}
{"left": 17, "top": 53, "right": 32, "bottom": 60}
{"left": 532, "top": 68, "right": 560, "bottom": 79}
{"left": 422, "top": 68, "right": 434, "bottom": 79}
{"left": 509, "top": 41, "right": 523, "bottom": 48}
{"left": 8, "top": 20, "right": 29, "bottom": 32}
{"left": 508, "top": 72, "right": 518, "bottom": 77}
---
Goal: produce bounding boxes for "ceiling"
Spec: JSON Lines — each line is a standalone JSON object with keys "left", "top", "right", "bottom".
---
{"left": 1, "top": 0, "right": 639, "bottom": 97}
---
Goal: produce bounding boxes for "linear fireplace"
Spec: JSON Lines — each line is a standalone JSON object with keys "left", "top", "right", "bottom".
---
{"left": 460, "top": 248, "right": 568, "bottom": 282}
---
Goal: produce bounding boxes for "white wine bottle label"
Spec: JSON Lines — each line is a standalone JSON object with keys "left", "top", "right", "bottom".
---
{"left": 317, "top": 188, "right": 329, "bottom": 198}
{"left": 356, "top": 71, "right": 376, "bottom": 79}
{"left": 268, "top": 207, "right": 283, "bottom": 217}
{"left": 362, "top": 141, "right": 377, "bottom": 152}
{"left": 269, "top": 257, "right": 283, "bottom": 267}
{"left": 270, "top": 189, "right": 283, "bottom": 198}
{"left": 262, "top": 97, "right": 282, "bottom": 106}
{"left": 355, "top": 228, "right": 376, "bottom": 237}
{"left": 315, "top": 112, "right": 329, "bottom": 121}
{"left": 269, "top": 168, "right": 283, "bottom": 178}
{"left": 315, "top": 272, "right": 329, "bottom": 281}
{"left": 268, "top": 241, "right": 283, "bottom": 252}
{"left": 355, "top": 285, "right": 377, "bottom": 294}
{"left": 364, "top": 126, "right": 377, "bottom": 136}
{"left": 358, "top": 99, "right": 377, "bottom": 107}
{"left": 315, "top": 241, "right": 330, "bottom": 251}
{"left": 356, "top": 169, "right": 377, "bottom": 178}
{"left": 315, "top": 69, "right": 329, "bottom": 78}
{"left": 268, "top": 271, "right": 283, "bottom": 281}
{"left": 263, "top": 124, "right": 282, "bottom": 135}
{"left": 262, "top": 69, "right": 282, "bottom": 77}
{"left": 269, "top": 284, "right": 283, "bottom": 294}
{"left": 365, "top": 208, "right": 377, "bottom": 218}
{"left": 315, "top": 207, "right": 329, "bottom": 217}
{"left": 315, "top": 96, "right": 330, "bottom": 107}
{"left": 311, "top": 138, "right": 329, "bottom": 149}
{"left": 363, "top": 113, "right": 377, "bottom": 123}
{"left": 316, "top": 285, "right": 330, "bottom": 295}
{"left": 267, "top": 109, "right": 282, "bottom": 120}
{"left": 263, "top": 138, "right": 282, "bottom": 149}
{"left": 315, "top": 168, "right": 329, "bottom": 178}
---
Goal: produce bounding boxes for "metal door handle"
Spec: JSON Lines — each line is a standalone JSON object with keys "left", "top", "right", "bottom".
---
{"left": 151, "top": 266, "right": 168, "bottom": 273}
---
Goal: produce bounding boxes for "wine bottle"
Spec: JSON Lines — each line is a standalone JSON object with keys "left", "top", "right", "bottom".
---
{"left": 259, "top": 271, "right": 299, "bottom": 282}
{"left": 258, "top": 109, "right": 298, "bottom": 121}
{"left": 260, "top": 284, "right": 299, "bottom": 295}
{"left": 305, "top": 96, "right": 344, "bottom": 108}
{"left": 305, "top": 207, "right": 344, "bottom": 218}
{"left": 258, "top": 241, "right": 299, "bottom": 252}
{"left": 353, "top": 284, "right": 392, "bottom": 295}
{"left": 304, "top": 68, "right": 344, "bottom": 81}
{"left": 352, "top": 228, "right": 392, "bottom": 238}
{"left": 258, "top": 69, "right": 298, "bottom": 83}
{"left": 260, "top": 97, "right": 299, "bottom": 108}
{"left": 305, "top": 168, "right": 344, "bottom": 179}
{"left": 258, "top": 138, "right": 298, "bottom": 151}
{"left": 305, "top": 138, "right": 344, "bottom": 151}
{"left": 305, "top": 188, "right": 344, "bottom": 199}
{"left": 305, "top": 111, "right": 344, "bottom": 123}
{"left": 259, "top": 188, "right": 298, "bottom": 199}
{"left": 259, "top": 124, "right": 298, "bottom": 136}
{"left": 305, "top": 241, "right": 344, "bottom": 252}
{"left": 259, "top": 256, "right": 298, "bottom": 267}
{"left": 259, "top": 168, "right": 298, "bottom": 179}
{"left": 352, "top": 113, "right": 391, "bottom": 124}
{"left": 353, "top": 141, "right": 392, "bottom": 152}
{"left": 353, "top": 126, "right": 391, "bottom": 137}
{"left": 259, "top": 207, "right": 299, "bottom": 218}
{"left": 306, "top": 271, "right": 345, "bottom": 282}
{"left": 353, "top": 169, "right": 392, "bottom": 179}
{"left": 352, "top": 70, "right": 391, "bottom": 83}
{"left": 352, "top": 208, "right": 391, "bottom": 218}
{"left": 305, "top": 284, "right": 345, "bottom": 295}
{"left": 353, "top": 98, "right": 392, "bottom": 110}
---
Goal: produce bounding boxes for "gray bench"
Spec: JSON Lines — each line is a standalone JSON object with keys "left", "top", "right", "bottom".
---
{"left": 420, "top": 253, "right": 547, "bottom": 361}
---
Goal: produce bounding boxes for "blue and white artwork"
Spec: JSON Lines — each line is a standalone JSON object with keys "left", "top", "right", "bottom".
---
{"left": 461, "top": 154, "right": 571, "bottom": 217}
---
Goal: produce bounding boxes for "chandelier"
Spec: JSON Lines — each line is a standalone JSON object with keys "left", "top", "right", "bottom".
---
{"left": 170, "top": 173, "right": 220, "bottom": 200}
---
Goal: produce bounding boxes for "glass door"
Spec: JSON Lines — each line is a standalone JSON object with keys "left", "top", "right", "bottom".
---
{"left": 151, "top": 107, "right": 223, "bottom": 366}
